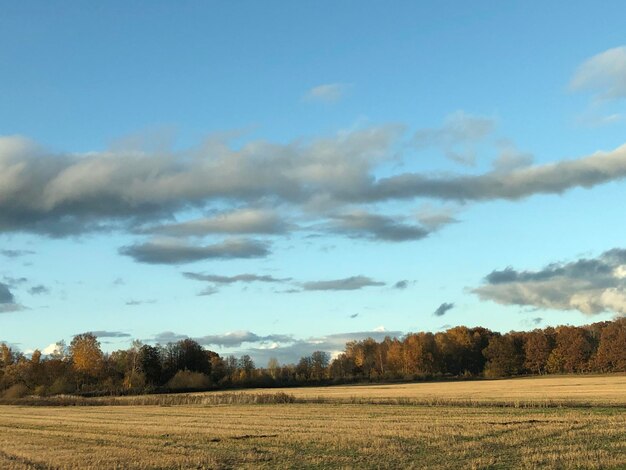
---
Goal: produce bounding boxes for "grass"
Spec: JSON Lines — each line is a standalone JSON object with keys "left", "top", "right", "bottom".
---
{"left": 0, "top": 375, "right": 624, "bottom": 469}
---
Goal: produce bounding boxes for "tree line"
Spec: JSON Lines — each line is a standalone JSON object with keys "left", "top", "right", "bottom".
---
{"left": 1, "top": 318, "right": 625, "bottom": 398}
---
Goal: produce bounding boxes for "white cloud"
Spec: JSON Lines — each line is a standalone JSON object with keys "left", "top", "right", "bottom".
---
{"left": 570, "top": 46, "right": 626, "bottom": 101}
{"left": 474, "top": 249, "right": 626, "bottom": 316}
{"left": 303, "top": 83, "right": 350, "bottom": 103}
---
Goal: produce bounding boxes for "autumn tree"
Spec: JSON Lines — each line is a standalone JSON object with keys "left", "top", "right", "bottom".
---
{"left": 523, "top": 329, "right": 554, "bottom": 374}
{"left": 310, "top": 351, "right": 330, "bottom": 380}
{"left": 594, "top": 318, "right": 626, "bottom": 372}
{"left": 482, "top": 335, "right": 523, "bottom": 377}
{"left": 403, "top": 332, "right": 438, "bottom": 376}
{"left": 547, "top": 326, "right": 594, "bottom": 373}
{"left": 69, "top": 333, "right": 104, "bottom": 381}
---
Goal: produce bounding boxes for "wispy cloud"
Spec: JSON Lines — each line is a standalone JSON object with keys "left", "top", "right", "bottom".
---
{"left": 413, "top": 111, "right": 495, "bottom": 165}
{"left": 303, "top": 83, "right": 350, "bottom": 103}
{"left": 125, "top": 299, "right": 156, "bottom": 306}
{"left": 28, "top": 285, "right": 49, "bottom": 295}
{"left": 570, "top": 46, "right": 626, "bottom": 102}
{"left": 120, "top": 238, "right": 270, "bottom": 264}
{"left": 89, "top": 331, "right": 132, "bottom": 338}
{"left": 183, "top": 272, "right": 290, "bottom": 284}
{"left": 301, "top": 276, "right": 385, "bottom": 291}
{"left": 1, "top": 249, "right": 35, "bottom": 258}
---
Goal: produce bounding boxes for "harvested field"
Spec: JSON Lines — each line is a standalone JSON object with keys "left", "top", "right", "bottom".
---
{"left": 0, "top": 375, "right": 624, "bottom": 469}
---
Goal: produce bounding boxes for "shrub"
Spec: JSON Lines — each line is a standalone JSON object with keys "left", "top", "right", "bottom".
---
{"left": 166, "top": 370, "right": 211, "bottom": 391}
{"left": 3, "top": 383, "right": 30, "bottom": 399}
{"left": 49, "top": 377, "right": 75, "bottom": 395}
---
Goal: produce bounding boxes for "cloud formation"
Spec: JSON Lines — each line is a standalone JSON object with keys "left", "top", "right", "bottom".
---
{"left": 1, "top": 249, "right": 35, "bottom": 258}
{"left": 120, "top": 238, "right": 270, "bottom": 264}
{"left": 89, "top": 330, "right": 132, "bottom": 338}
{"left": 413, "top": 111, "right": 495, "bottom": 165}
{"left": 0, "top": 128, "right": 399, "bottom": 236}
{"left": 183, "top": 272, "right": 290, "bottom": 284}
{"left": 474, "top": 248, "right": 626, "bottom": 315}
{"left": 372, "top": 143, "right": 626, "bottom": 202}
{"left": 394, "top": 280, "right": 409, "bottom": 289}
{"left": 152, "top": 330, "right": 293, "bottom": 348}
{"left": 0, "top": 283, "right": 15, "bottom": 304}
{"left": 303, "top": 83, "right": 350, "bottom": 103}
{"left": 301, "top": 276, "right": 385, "bottom": 291}
{"left": 329, "top": 211, "right": 431, "bottom": 242}
{"left": 4, "top": 127, "right": 626, "bottom": 250}
{"left": 570, "top": 46, "right": 626, "bottom": 101}
{"left": 239, "top": 329, "right": 403, "bottom": 365}
{"left": 0, "top": 282, "right": 21, "bottom": 313}
{"left": 138, "top": 208, "right": 288, "bottom": 237}
{"left": 433, "top": 302, "right": 455, "bottom": 317}
{"left": 28, "top": 285, "right": 49, "bottom": 295}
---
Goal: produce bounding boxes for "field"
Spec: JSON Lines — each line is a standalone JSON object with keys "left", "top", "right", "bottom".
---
{"left": 0, "top": 376, "right": 624, "bottom": 469}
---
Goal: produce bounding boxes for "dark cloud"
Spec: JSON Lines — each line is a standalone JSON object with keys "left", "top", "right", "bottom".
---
{"left": 301, "top": 276, "right": 385, "bottom": 291}
{"left": 0, "top": 283, "right": 15, "bottom": 304}
{"left": 183, "top": 272, "right": 290, "bottom": 284}
{"left": 433, "top": 302, "right": 455, "bottom": 317}
{"left": 0, "top": 282, "right": 23, "bottom": 313}
{"left": 89, "top": 331, "right": 132, "bottom": 338}
{"left": 394, "top": 280, "right": 409, "bottom": 289}
{"left": 28, "top": 285, "right": 49, "bottom": 295}
{"left": 1, "top": 249, "right": 35, "bottom": 258}
{"left": 474, "top": 248, "right": 626, "bottom": 315}
{"left": 119, "top": 238, "right": 270, "bottom": 264}
{"left": 329, "top": 211, "right": 431, "bottom": 242}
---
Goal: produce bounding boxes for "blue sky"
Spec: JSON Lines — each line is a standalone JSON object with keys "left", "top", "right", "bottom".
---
{"left": 2, "top": 1, "right": 626, "bottom": 364}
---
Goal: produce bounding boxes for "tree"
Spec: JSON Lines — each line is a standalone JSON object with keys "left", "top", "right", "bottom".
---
{"left": 523, "top": 329, "right": 554, "bottom": 374}
{"left": 594, "top": 318, "right": 626, "bottom": 372}
{"left": 547, "top": 326, "right": 594, "bottom": 373}
{"left": 139, "top": 344, "right": 162, "bottom": 385}
{"left": 310, "top": 351, "right": 330, "bottom": 380}
{"left": 267, "top": 358, "right": 280, "bottom": 380}
{"left": 483, "top": 335, "right": 523, "bottom": 377}
{"left": 404, "top": 333, "right": 438, "bottom": 376}
{"left": 69, "top": 333, "right": 103, "bottom": 378}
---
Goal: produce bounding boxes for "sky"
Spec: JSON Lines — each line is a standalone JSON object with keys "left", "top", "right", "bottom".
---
{"left": 2, "top": 1, "right": 626, "bottom": 364}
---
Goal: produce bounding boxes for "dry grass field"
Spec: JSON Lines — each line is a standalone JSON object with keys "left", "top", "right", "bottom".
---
{"left": 277, "top": 374, "right": 626, "bottom": 405}
{"left": 0, "top": 375, "right": 624, "bottom": 469}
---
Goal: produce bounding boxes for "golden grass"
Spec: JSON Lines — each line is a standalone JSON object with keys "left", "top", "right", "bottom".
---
{"left": 0, "top": 375, "right": 624, "bottom": 469}
{"left": 280, "top": 374, "right": 626, "bottom": 405}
